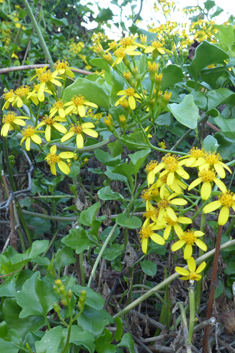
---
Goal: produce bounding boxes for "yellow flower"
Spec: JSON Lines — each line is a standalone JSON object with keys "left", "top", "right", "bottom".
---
{"left": 1, "top": 111, "right": 29, "bottom": 137}
{"left": 20, "top": 126, "right": 43, "bottom": 151}
{"left": 180, "top": 147, "right": 206, "bottom": 167}
{"left": 199, "top": 151, "right": 232, "bottom": 178}
{"left": 171, "top": 229, "right": 207, "bottom": 259}
{"left": 203, "top": 191, "right": 235, "bottom": 226}
{"left": 112, "top": 46, "right": 141, "bottom": 67}
{"left": 49, "top": 100, "right": 68, "bottom": 118}
{"left": 157, "top": 193, "right": 187, "bottom": 223}
{"left": 115, "top": 88, "right": 141, "bottom": 110}
{"left": 145, "top": 160, "right": 159, "bottom": 174}
{"left": 45, "top": 145, "right": 74, "bottom": 175}
{"left": 37, "top": 115, "right": 67, "bottom": 141}
{"left": 175, "top": 257, "right": 206, "bottom": 281}
{"left": 163, "top": 214, "right": 192, "bottom": 240}
{"left": 13, "top": 85, "right": 31, "bottom": 108}
{"left": 61, "top": 122, "right": 98, "bottom": 149}
{"left": 54, "top": 60, "right": 74, "bottom": 78}
{"left": 118, "top": 35, "right": 145, "bottom": 49}
{"left": 188, "top": 168, "right": 227, "bottom": 200}
{"left": 35, "top": 68, "right": 62, "bottom": 101}
{"left": 139, "top": 218, "right": 165, "bottom": 254}
{"left": 2, "top": 90, "right": 15, "bottom": 110}
{"left": 64, "top": 95, "right": 98, "bottom": 117}
{"left": 27, "top": 83, "right": 52, "bottom": 104}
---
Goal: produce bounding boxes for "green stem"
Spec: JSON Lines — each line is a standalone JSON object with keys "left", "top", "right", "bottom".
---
{"left": 178, "top": 303, "right": 192, "bottom": 353}
{"left": 22, "top": 0, "right": 53, "bottom": 69}
{"left": 195, "top": 213, "right": 206, "bottom": 313}
{"left": 113, "top": 238, "right": 235, "bottom": 319}
{"left": 87, "top": 223, "right": 118, "bottom": 287}
{"left": 79, "top": 252, "right": 86, "bottom": 286}
{"left": 188, "top": 283, "right": 195, "bottom": 345}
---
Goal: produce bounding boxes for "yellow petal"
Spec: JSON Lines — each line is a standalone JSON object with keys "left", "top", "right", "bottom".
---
{"left": 45, "top": 126, "right": 51, "bottom": 141}
{"left": 214, "top": 178, "right": 227, "bottom": 193}
{"left": 167, "top": 172, "right": 174, "bottom": 186}
{"left": 128, "top": 96, "right": 136, "bottom": 110}
{"left": 203, "top": 200, "right": 221, "bottom": 213}
{"left": 171, "top": 239, "right": 185, "bottom": 252}
{"left": 196, "top": 261, "right": 206, "bottom": 274}
{"left": 78, "top": 105, "right": 86, "bottom": 117}
{"left": 201, "top": 182, "right": 211, "bottom": 200}
{"left": 170, "top": 198, "right": 187, "bottom": 206}
{"left": 51, "top": 164, "right": 57, "bottom": 175}
{"left": 188, "top": 178, "right": 201, "bottom": 191}
{"left": 184, "top": 244, "right": 192, "bottom": 259}
{"left": 166, "top": 207, "right": 177, "bottom": 221}
{"left": 31, "top": 134, "right": 42, "bottom": 145}
{"left": 1, "top": 123, "right": 10, "bottom": 136}
{"left": 58, "top": 160, "right": 70, "bottom": 174}
{"left": 61, "top": 131, "right": 74, "bottom": 142}
{"left": 195, "top": 239, "right": 207, "bottom": 251}
{"left": 218, "top": 206, "right": 229, "bottom": 225}
{"left": 187, "top": 257, "right": 196, "bottom": 272}
{"left": 82, "top": 128, "right": 98, "bottom": 138}
{"left": 141, "top": 238, "right": 148, "bottom": 254}
{"left": 150, "top": 233, "right": 165, "bottom": 245}
{"left": 53, "top": 122, "right": 67, "bottom": 134}
{"left": 25, "top": 137, "right": 30, "bottom": 151}
{"left": 59, "top": 152, "right": 74, "bottom": 159}
{"left": 50, "top": 145, "right": 57, "bottom": 154}
{"left": 76, "top": 133, "right": 84, "bottom": 148}
{"left": 175, "top": 267, "right": 190, "bottom": 276}
{"left": 214, "top": 163, "right": 225, "bottom": 178}
{"left": 163, "top": 226, "right": 171, "bottom": 240}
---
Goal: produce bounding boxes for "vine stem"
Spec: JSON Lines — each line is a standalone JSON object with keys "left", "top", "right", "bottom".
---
{"left": 188, "top": 282, "right": 195, "bottom": 345}
{"left": 202, "top": 225, "right": 223, "bottom": 353}
{"left": 113, "top": 237, "right": 235, "bottom": 319}
{"left": 22, "top": 0, "right": 53, "bottom": 69}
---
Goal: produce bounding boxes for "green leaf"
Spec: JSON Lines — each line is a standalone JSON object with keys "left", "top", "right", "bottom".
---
{"left": 155, "top": 112, "right": 172, "bottom": 126}
{"left": 214, "top": 24, "right": 235, "bottom": 52}
{"left": 114, "top": 317, "right": 123, "bottom": 341}
{"left": 185, "top": 41, "right": 229, "bottom": 81}
{"left": 95, "top": 244, "right": 124, "bottom": 261}
{"left": 118, "top": 333, "right": 135, "bottom": 353}
{"left": 95, "top": 149, "right": 121, "bottom": 166}
{"left": 161, "top": 65, "right": 184, "bottom": 91}
{"left": 0, "top": 275, "right": 16, "bottom": 297}
{"left": 51, "top": 15, "right": 68, "bottom": 26}
{"left": 15, "top": 272, "right": 57, "bottom": 318}
{"left": 108, "top": 139, "right": 124, "bottom": 157}
{"left": 79, "top": 202, "right": 101, "bottom": 227}
{"left": 214, "top": 132, "right": 235, "bottom": 160}
{"left": 129, "top": 148, "right": 151, "bottom": 176}
{"left": 90, "top": 58, "right": 110, "bottom": 73}
{"left": 35, "top": 326, "right": 63, "bottom": 353}
{"left": 0, "top": 339, "right": 19, "bottom": 353}
{"left": 140, "top": 261, "right": 157, "bottom": 276}
{"left": 54, "top": 246, "right": 76, "bottom": 274}
{"left": 207, "top": 88, "right": 235, "bottom": 112}
{"left": 77, "top": 307, "right": 113, "bottom": 336}
{"left": 63, "top": 78, "right": 110, "bottom": 110}
{"left": 168, "top": 95, "right": 199, "bottom": 129}
{"left": 116, "top": 214, "right": 142, "bottom": 229}
{"left": 11, "top": 240, "right": 49, "bottom": 266}
{"left": 105, "top": 166, "right": 128, "bottom": 184}
{"left": 214, "top": 115, "right": 235, "bottom": 139}
{"left": 95, "top": 8, "right": 113, "bottom": 22}
{"left": 98, "top": 186, "right": 124, "bottom": 201}
{"left": 70, "top": 326, "right": 95, "bottom": 353}
{"left": 73, "top": 285, "right": 105, "bottom": 310}
{"left": 62, "top": 228, "right": 90, "bottom": 254}
{"left": 95, "top": 329, "right": 116, "bottom": 353}
{"left": 214, "top": 279, "right": 224, "bottom": 299}
{"left": 211, "top": 6, "right": 223, "bottom": 18}
{"left": 202, "top": 135, "right": 219, "bottom": 152}
{"left": 2, "top": 298, "right": 44, "bottom": 339}
{"left": 204, "top": 0, "right": 215, "bottom": 11}
{"left": 190, "top": 90, "right": 207, "bottom": 110}
{"left": 224, "top": 260, "right": 235, "bottom": 275}
{"left": 120, "top": 128, "right": 149, "bottom": 151}
{"left": 69, "top": 161, "right": 80, "bottom": 178}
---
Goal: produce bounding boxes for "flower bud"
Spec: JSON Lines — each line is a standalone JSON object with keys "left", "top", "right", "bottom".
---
{"left": 53, "top": 302, "right": 60, "bottom": 313}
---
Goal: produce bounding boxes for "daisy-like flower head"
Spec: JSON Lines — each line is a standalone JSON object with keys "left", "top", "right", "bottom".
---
{"left": 112, "top": 46, "right": 141, "bottom": 67}
{"left": 36, "top": 69, "right": 62, "bottom": 101}
{"left": 27, "top": 83, "right": 52, "bottom": 104}
{"left": 54, "top": 60, "right": 74, "bottom": 78}
{"left": 188, "top": 168, "right": 227, "bottom": 200}
{"left": 61, "top": 122, "right": 98, "bottom": 149}
{"left": 139, "top": 218, "right": 165, "bottom": 254}
{"left": 49, "top": 100, "right": 68, "bottom": 118}
{"left": 64, "top": 95, "right": 98, "bottom": 117}
{"left": 2, "top": 90, "right": 16, "bottom": 110}
{"left": 118, "top": 35, "right": 146, "bottom": 49}
{"left": 13, "top": 85, "right": 31, "bottom": 108}
{"left": 163, "top": 214, "right": 192, "bottom": 240}
{"left": 1, "top": 111, "right": 29, "bottom": 137}
{"left": 199, "top": 151, "right": 232, "bottom": 178}
{"left": 145, "top": 160, "right": 159, "bottom": 174}
{"left": 171, "top": 229, "right": 207, "bottom": 259}
{"left": 115, "top": 88, "right": 141, "bottom": 110}
{"left": 145, "top": 40, "right": 167, "bottom": 55}
{"left": 180, "top": 147, "right": 206, "bottom": 168}
{"left": 37, "top": 115, "right": 67, "bottom": 141}
{"left": 175, "top": 257, "right": 206, "bottom": 281}
{"left": 203, "top": 190, "right": 235, "bottom": 226}
{"left": 20, "top": 126, "right": 43, "bottom": 151}
{"left": 45, "top": 145, "right": 74, "bottom": 175}
{"left": 157, "top": 193, "right": 187, "bottom": 223}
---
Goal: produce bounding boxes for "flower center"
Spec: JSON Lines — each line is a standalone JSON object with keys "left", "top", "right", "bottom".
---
{"left": 165, "top": 215, "right": 177, "bottom": 226}
{"left": 123, "top": 71, "right": 132, "bottom": 79}
{"left": 43, "top": 116, "right": 54, "bottom": 125}
{"left": 53, "top": 100, "right": 65, "bottom": 109}
{"left": 199, "top": 169, "right": 215, "bottom": 182}
{"left": 189, "top": 273, "right": 198, "bottom": 281}
{"left": 125, "top": 88, "right": 135, "bottom": 96}
{"left": 190, "top": 147, "right": 205, "bottom": 158}
{"left": 205, "top": 152, "right": 221, "bottom": 165}
{"left": 3, "top": 112, "right": 17, "bottom": 123}
{"left": 152, "top": 41, "right": 163, "bottom": 49}
{"left": 120, "top": 37, "right": 135, "bottom": 47}
{"left": 163, "top": 155, "right": 178, "bottom": 165}
{"left": 72, "top": 95, "right": 85, "bottom": 106}
{"left": 72, "top": 124, "right": 83, "bottom": 134}
{"left": 145, "top": 160, "right": 158, "bottom": 173}
{"left": 40, "top": 71, "right": 53, "bottom": 83}
{"left": 47, "top": 154, "right": 61, "bottom": 165}
{"left": 148, "top": 62, "right": 159, "bottom": 72}
{"left": 181, "top": 230, "right": 197, "bottom": 245}
{"left": 15, "top": 86, "right": 30, "bottom": 97}
{"left": 54, "top": 60, "right": 68, "bottom": 70}
{"left": 114, "top": 47, "right": 126, "bottom": 58}
{"left": 141, "top": 189, "right": 152, "bottom": 201}
{"left": 218, "top": 191, "right": 234, "bottom": 208}
{"left": 3, "top": 90, "right": 14, "bottom": 100}
{"left": 158, "top": 199, "right": 170, "bottom": 209}
{"left": 144, "top": 209, "right": 158, "bottom": 219}
{"left": 139, "top": 225, "right": 152, "bottom": 239}
{"left": 22, "top": 126, "right": 35, "bottom": 137}
{"left": 119, "top": 98, "right": 129, "bottom": 108}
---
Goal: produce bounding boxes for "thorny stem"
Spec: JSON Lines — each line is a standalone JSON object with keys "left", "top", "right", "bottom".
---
{"left": 113, "top": 238, "right": 235, "bottom": 319}
{"left": 202, "top": 225, "right": 223, "bottom": 353}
